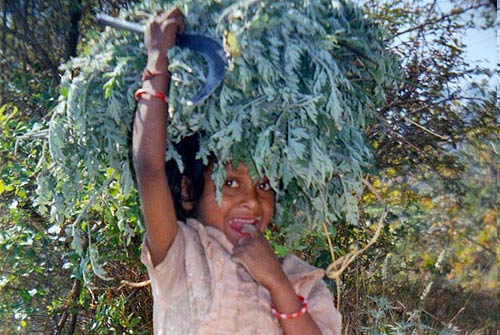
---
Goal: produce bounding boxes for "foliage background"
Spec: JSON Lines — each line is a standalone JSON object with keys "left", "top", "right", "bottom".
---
{"left": 0, "top": 0, "right": 497, "bottom": 334}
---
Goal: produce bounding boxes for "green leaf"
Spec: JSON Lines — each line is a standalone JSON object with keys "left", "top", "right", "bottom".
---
{"left": 89, "top": 246, "right": 112, "bottom": 281}
{"left": 0, "top": 179, "right": 6, "bottom": 195}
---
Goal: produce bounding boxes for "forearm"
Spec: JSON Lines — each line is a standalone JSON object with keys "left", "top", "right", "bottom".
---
{"left": 267, "top": 276, "right": 323, "bottom": 335}
{"left": 132, "top": 53, "right": 170, "bottom": 172}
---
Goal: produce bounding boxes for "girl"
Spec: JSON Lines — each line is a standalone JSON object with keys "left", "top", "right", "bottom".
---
{"left": 132, "top": 8, "right": 342, "bottom": 335}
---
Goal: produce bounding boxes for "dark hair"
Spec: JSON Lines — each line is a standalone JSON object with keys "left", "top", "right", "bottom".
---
{"left": 165, "top": 133, "right": 207, "bottom": 221}
{"left": 129, "top": 106, "right": 207, "bottom": 222}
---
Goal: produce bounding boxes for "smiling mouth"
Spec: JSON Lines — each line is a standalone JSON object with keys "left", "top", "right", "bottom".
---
{"left": 227, "top": 218, "right": 260, "bottom": 234}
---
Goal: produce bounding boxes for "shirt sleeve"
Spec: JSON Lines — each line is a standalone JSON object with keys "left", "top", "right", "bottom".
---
{"left": 140, "top": 221, "right": 213, "bottom": 334}
{"left": 140, "top": 223, "right": 187, "bottom": 301}
{"left": 307, "top": 280, "right": 342, "bottom": 335}
{"left": 282, "top": 255, "right": 342, "bottom": 335}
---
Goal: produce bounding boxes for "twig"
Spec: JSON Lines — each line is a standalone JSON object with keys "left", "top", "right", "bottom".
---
{"left": 386, "top": 126, "right": 424, "bottom": 153}
{"left": 448, "top": 306, "right": 465, "bottom": 325}
{"left": 322, "top": 222, "right": 336, "bottom": 264}
{"left": 325, "top": 208, "right": 386, "bottom": 278}
{"left": 343, "top": 318, "right": 350, "bottom": 335}
{"left": 401, "top": 116, "right": 450, "bottom": 140}
{"left": 322, "top": 221, "right": 340, "bottom": 308}
{"left": 67, "top": 311, "right": 78, "bottom": 335}
{"left": 454, "top": 228, "right": 495, "bottom": 255}
{"left": 54, "top": 311, "right": 68, "bottom": 335}
{"left": 390, "top": 4, "right": 486, "bottom": 39}
{"left": 323, "top": 178, "right": 387, "bottom": 310}
{"left": 53, "top": 279, "right": 82, "bottom": 335}
{"left": 118, "top": 279, "right": 151, "bottom": 290}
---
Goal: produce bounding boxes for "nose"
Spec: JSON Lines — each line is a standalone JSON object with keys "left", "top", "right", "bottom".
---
{"left": 240, "top": 185, "right": 260, "bottom": 211}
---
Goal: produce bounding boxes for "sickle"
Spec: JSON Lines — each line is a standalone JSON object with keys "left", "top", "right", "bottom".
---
{"left": 96, "top": 13, "right": 227, "bottom": 105}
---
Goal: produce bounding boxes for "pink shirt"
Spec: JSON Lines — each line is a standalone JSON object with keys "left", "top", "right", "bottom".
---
{"left": 141, "top": 219, "right": 342, "bottom": 335}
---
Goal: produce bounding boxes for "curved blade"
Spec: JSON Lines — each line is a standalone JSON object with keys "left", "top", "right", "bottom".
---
{"left": 96, "top": 14, "right": 227, "bottom": 105}
{"left": 177, "top": 34, "right": 227, "bottom": 105}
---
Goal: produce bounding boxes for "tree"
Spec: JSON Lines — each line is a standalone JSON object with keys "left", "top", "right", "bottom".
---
{"left": 362, "top": 0, "right": 494, "bottom": 174}
{"left": 0, "top": 0, "right": 134, "bottom": 115}
{"left": 338, "top": 1, "right": 498, "bottom": 332}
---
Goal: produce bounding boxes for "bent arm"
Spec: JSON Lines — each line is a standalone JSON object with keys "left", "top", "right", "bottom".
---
{"left": 232, "top": 225, "right": 328, "bottom": 335}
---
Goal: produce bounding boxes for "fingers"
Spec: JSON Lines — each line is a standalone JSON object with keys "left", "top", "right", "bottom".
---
{"left": 231, "top": 254, "right": 242, "bottom": 265}
{"left": 165, "top": 6, "right": 183, "bottom": 19}
{"left": 231, "top": 256, "right": 257, "bottom": 282}
{"left": 233, "top": 237, "right": 252, "bottom": 255}
{"left": 231, "top": 232, "right": 282, "bottom": 287}
{"left": 150, "top": 7, "right": 185, "bottom": 33}
{"left": 234, "top": 225, "right": 259, "bottom": 248}
{"left": 240, "top": 224, "right": 259, "bottom": 238}
{"left": 160, "top": 17, "right": 185, "bottom": 35}
{"left": 145, "top": 7, "right": 185, "bottom": 52}
{"left": 153, "top": 7, "right": 181, "bottom": 20}
{"left": 160, "top": 7, "right": 185, "bottom": 34}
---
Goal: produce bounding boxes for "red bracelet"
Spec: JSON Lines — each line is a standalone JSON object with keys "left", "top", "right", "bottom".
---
{"left": 134, "top": 89, "right": 168, "bottom": 104}
{"left": 271, "top": 295, "right": 308, "bottom": 320}
{"left": 142, "top": 69, "right": 170, "bottom": 81}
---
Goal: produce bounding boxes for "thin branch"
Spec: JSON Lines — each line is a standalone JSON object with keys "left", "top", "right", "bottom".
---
{"left": 455, "top": 229, "right": 495, "bottom": 255}
{"left": 53, "top": 279, "right": 81, "bottom": 335}
{"left": 391, "top": 4, "right": 487, "bottom": 39}
{"left": 385, "top": 125, "right": 424, "bottom": 153}
{"left": 68, "top": 311, "right": 78, "bottom": 335}
{"left": 118, "top": 279, "right": 151, "bottom": 290}
{"left": 401, "top": 115, "right": 450, "bottom": 140}
{"left": 448, "top": 306, "right": 466, "bottom": 325}
{"left": 324, "top": 178, "right": 388, "bottom": 310}
{"left": 53, "top": 311, "right": 68, "bottom": 335}
{"left": 382, "top": 95, "right": 458, "bottom": 114}
{"left": 67, "top": 0, "right": 83, "bottom": 59}
{"left": 1, "top": 0, "right": 6, "bottom": 50}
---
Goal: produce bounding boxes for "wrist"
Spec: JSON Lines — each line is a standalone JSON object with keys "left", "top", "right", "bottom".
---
{"left": 267, "top": 279, "right": 304, "bottom": 316}
{"left": 146, "top": 51, "right": 169, "bottom": 72}
{"left": 263, "top": 271, "right": 291, "bottom": 293}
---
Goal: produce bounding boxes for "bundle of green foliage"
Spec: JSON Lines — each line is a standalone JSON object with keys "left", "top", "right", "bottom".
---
{"left": 38, "top": 0, "right": 399, "bottom": 280}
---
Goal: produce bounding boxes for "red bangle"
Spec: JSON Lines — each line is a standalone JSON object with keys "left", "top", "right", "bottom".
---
{"left": 271, "top": 295, "right": 308, "bottom": 320}
{"left": 134, "top": 89, "right": 168, "bottom": 104}
{"left": 142, "top": 69, "right": 170, "bottom": 81}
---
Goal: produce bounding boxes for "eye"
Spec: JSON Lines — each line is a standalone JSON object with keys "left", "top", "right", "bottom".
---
{"left": 224, "top": 179, "right": 239, "bottom": 188}
{"left": 258, "top": 179, "right": 272, "bottom": 192}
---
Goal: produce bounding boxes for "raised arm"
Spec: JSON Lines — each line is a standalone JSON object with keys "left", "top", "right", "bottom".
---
{"left": 132, "top": 8, "right": 185, "bottom": 266}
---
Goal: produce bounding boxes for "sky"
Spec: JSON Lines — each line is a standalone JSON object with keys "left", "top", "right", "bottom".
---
{"left": 463, "top": 27, "right": 496, "bottom": 71}
{"left": 437, "top": 1, "right": 497, "bottom": 88}
{"left": 354, "top": 0, "right": 497, "bottom": 88}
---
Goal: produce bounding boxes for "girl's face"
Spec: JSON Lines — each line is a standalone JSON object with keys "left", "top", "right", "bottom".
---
{"left": 194, "top": 162, "right": 275, "bottom": 245}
